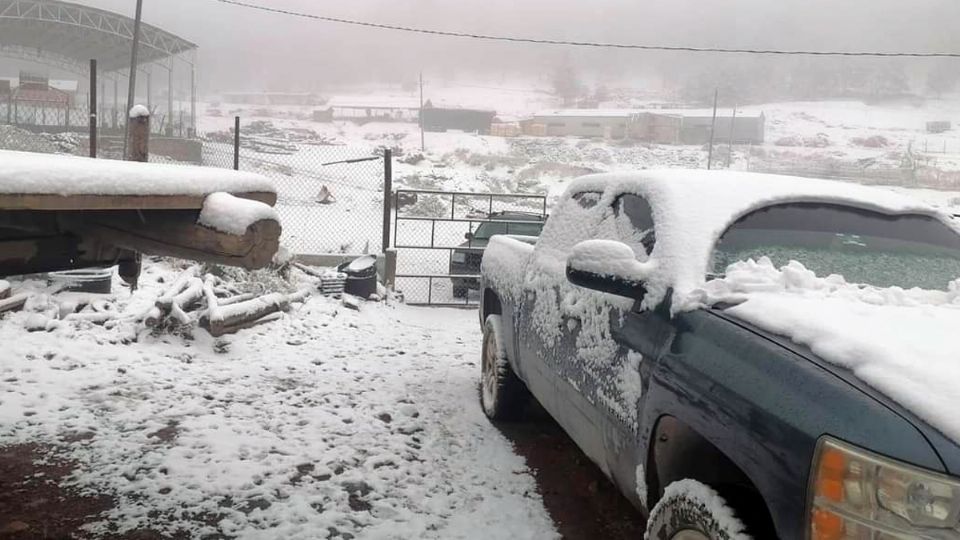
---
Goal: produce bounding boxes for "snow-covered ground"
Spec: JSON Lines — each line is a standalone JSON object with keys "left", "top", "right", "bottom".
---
{"left": 0, "top": 261, "right": 557, "bottom": 539}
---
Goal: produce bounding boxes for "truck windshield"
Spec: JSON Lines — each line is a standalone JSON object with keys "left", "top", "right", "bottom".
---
{"left": 710, "top": 203, "right": 960, "bottom": 290}
{"left": 473, "top": 221, "right": 544, "bottom": 239}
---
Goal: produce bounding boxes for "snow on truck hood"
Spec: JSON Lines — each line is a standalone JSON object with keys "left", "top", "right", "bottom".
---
{"left": 704, "top": 257, "right": 960, "bottom": 446}
{"left": 0, "top": 149, "right": 274, "bottom": 197}
{"left": 564, "top": 170, "right": 953, "bottom": 309}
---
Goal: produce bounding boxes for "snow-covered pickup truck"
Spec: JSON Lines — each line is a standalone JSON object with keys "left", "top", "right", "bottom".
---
{"left": 478, "top": 170, "right": 960, "bottom": 540}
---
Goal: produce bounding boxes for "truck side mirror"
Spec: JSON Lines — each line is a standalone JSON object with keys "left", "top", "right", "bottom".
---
{"left": 566, "top": 239, "right": 650, "bottom": 299}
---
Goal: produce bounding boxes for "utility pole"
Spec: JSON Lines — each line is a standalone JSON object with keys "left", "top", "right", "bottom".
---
{"left": 706, "top": 88, "right": 718, "bottom": 170}
{"left": 122, "top": 0, "right": 145, "bottom": 160}
{"left": 726, "top": 104, "right": 737, "bottom": 168}
{"left": 418, "top": 71, "right": 425, "bottom": 152}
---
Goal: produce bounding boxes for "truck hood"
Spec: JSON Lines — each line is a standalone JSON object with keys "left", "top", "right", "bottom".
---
{"left": 722, "top": 292, "right": 960, "bottom": 474}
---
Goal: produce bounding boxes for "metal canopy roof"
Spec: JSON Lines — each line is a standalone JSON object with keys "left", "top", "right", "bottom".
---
{"left": 0, "top": 0, "right": 196, "bottom": 74}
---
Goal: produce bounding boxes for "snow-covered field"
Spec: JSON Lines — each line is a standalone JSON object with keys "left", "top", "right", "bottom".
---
{"left": 0, "top": 261, "right": 557, "bottom": 539}
{"left": 195, "top": 91, "right": 960, "bottom": 303}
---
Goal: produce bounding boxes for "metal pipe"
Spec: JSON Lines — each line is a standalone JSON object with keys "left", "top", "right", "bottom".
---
{"left": 381, "top": 148, "right": 392, "bottom": 252}
{"left": 89, "top": 59, "right": 97, "bottom": 158}
{"left": 706, "top": 88, "right": 718, "bottom": 170}
{"left": 122, "top": 0, "right": 144, "bottom": 160}
{"left": 233, "top": 115, "right": 241, "bottom": 170}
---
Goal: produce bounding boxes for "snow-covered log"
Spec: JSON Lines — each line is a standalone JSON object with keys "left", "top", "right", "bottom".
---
{"left": 202, "top": 289, "right": 310, "bottom": 337}
{"left": 0, "top": 293, "right": 29, "bottom": 314}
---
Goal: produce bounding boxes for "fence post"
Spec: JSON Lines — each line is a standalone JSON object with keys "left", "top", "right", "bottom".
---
{"left": 127, "top": 107, "right": 149, "bottom": 162}
{"left": 89, "top": 59, "right": 97, "bottom": 158}
{"left": 382, "top": 149, "right": 393, "bottom": 253}
{"left": 233, "top": 116, "right": 241, "bottom": 170}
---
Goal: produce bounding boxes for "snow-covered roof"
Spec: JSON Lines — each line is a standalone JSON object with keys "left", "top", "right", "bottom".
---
{"left": 533, "top": 109, "right": 642, "bottom": 119}
{"left": 326, "top": 96, "right": 420, "bottom": 110}
{"left": 0, "top": 149, "right": 274, "bottom": 198}
{"left": 532, "top": 108, "right": 764, "bottom": 120}
{"left": 564, "top": 170, "right": 950, "bottom": 309}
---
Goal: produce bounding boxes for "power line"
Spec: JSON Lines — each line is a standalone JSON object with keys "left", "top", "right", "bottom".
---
{"left": 214, "top": 0, "right": 960, "bottom": 58}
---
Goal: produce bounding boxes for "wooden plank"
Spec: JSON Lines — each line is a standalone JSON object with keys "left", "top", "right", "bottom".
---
{"left": 0, "top": 191, "right": 277, "bottom": 211}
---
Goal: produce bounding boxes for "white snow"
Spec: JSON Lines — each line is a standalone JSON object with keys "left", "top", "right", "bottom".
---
{"left": 0, "top": 149, "right": 274, "bottom": 197}
{"left": 702, "top": 257, "right": 960, "bottom": 445}
{"left": 650, "top": 479, "right": 751, "bottom": 540}
{"left": 129, "top": 104, "right": 150, "bottom": 119}
{"left": 0, "top": 261, "right": 558, "bottom": 539}
{"left": 198, "top": 192, "right": 279, "bottom": 235}
{"left": 567, "top": 239, "right": 654, "bottom": 281}
{"left": 565, "top": 170, "right": 952, "bottom": 310}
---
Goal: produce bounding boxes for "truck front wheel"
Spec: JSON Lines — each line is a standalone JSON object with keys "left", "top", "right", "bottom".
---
{"left": 646, "top": 479, "right": 752, "bottom": 540}
{"left": 480, "top": 314, "right": 528, "bottom": 420}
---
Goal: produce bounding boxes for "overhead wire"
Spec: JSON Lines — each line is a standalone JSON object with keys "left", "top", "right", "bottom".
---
{"left": 213, "top": 0, "right": 960, "bottom": 58}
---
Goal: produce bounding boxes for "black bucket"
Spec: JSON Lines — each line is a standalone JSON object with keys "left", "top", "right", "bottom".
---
{"left": 337, "top": 255, "right": 378, "bottom": 298}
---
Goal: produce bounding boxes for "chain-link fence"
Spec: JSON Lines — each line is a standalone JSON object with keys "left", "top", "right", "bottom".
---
{"left": 0, "top": 114, "right": 388, "bottom": 257}
{"left": 199, "top": 118, "right": 387, "bottom": 256}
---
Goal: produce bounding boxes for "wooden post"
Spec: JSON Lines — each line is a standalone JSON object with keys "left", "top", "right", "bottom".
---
{"left": 122, "top": 0, "right": 144, "bottom": 160}
{"left": 233, "top": 116, "right": 241, "bottom": 170}
{"left": 127, "top": 107, "right": 150, "bottom": 162}
{"left": 382, "top": 148, "right": 393, "bottom": 253}
{"left": 89, "top": 59, "right": 98, "bottom": 158}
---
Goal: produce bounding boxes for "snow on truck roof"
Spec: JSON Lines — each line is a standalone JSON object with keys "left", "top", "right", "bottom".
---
{"left": 0, "top": 149, "right": 275, "bottom": 201}
{"left": 563, "top": 170, "right": 952, "bottom": 309}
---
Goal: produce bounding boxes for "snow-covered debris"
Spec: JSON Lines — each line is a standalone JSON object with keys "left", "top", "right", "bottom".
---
{"left": 129, "top": 104, "right": 150, "bottom": 118}
{"left": 0, "top": 149, "right": 274, "bottom": 197}
{"left": 198, "top": 192, "right": 280, "bottom": 235}
{"left": 704, "top": 257, "right": 960, "bottom": 445}
{"left": 565, "top": 170, "right": 952, "bottom": 310}
{"left": 0, "top": 260, "right": 557, "bottom": 539}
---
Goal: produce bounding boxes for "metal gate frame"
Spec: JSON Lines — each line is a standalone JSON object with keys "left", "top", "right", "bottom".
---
{"left": 393, "top": 188, "right": 547, "bottom": 307}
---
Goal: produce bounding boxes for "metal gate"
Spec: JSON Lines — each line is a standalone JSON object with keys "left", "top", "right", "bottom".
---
{"left": 393, "top": 189, "right": 547, "bottom": 307}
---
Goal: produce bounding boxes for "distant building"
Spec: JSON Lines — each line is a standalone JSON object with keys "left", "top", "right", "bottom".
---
{"left": 530, "top": 109, "right": 642, "bottom": 138}
{"left": 325, "top": 96, "right": 421, "bottom": 122}
{"left": 221, "top": 92, "right": 320, "bottom": 106}
{"left": 673, "top": 109, "right": 766, "bottom": 145}
{"left": 527, "top": 108, "right": 765, "bottom": 144}
{"left": 422, "top": 106, "right": 496, "bottom": 134}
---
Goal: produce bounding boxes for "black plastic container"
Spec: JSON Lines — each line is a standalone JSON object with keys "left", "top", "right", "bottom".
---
{"left": 337, "top": 255, "right": 378, "bottom": 298}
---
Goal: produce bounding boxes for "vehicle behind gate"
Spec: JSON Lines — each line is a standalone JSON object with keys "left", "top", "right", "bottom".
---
{"left": 478, "top": 169, "right": 960, "bottom": 540}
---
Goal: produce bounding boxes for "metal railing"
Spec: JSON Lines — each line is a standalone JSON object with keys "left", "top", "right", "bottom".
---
{"left": 393, "top": 189, "right": 547, "bottom": 307}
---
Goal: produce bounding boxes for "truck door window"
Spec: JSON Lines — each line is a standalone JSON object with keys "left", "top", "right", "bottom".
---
{"left": 573, "top": 191, "right": 601, "bottom": 209}
{"left": 614, "top": 194, "right": 656, "bottom": 260}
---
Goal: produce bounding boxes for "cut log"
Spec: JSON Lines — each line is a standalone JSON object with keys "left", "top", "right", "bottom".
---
{"left": 0, "top": 280, "right": 10, "bottom": 300}
{"left": 215, "top": 312, "right": 283, "bottom": 335}
{"left": 203, "top": 289, "right": 310, "bottom": 337}
{"left": 83, "top": 212, "right": 281, "bottom": 270}
{"left": 218, "top": 292, "right": 256, "bottom": 306}
{"left": 0, "top": 293, "right": 29, "bottom": 314}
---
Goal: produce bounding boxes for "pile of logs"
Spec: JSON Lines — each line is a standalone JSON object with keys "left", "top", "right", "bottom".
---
{"left": 0, "top": 266, "right": 311, "bottom": 337}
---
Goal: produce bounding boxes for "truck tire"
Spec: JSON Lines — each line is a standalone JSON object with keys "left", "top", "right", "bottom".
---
{"left": 480, "top": 314, "right": 528, "bottom": 420}
{"left": 645, "top": 479, "right": 752, "bottom": 540}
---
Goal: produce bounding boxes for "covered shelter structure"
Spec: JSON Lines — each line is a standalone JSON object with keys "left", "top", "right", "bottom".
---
{"left": 0, "top": 0, "right": 198, "bottom": 137}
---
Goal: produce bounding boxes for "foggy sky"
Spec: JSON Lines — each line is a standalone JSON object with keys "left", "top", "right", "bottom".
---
{"left": 31, "top": 0, "right": 960, "bottom": 94}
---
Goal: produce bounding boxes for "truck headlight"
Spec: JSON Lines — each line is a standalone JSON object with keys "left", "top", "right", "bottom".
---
{"left": 809, "top": 436, "right": 960, "bottom": 539}
{"left": 451, "top": 252, "right": 467, "bottom": 263}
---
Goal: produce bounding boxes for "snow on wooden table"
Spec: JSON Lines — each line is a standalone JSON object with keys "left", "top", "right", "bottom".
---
{"left": 0, "top": 150, "right": 276, "bottom": 210}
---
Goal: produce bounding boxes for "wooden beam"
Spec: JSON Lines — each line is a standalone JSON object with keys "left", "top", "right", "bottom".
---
{"left": 0, "top": 191, "right": 277, "bottom": 211}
